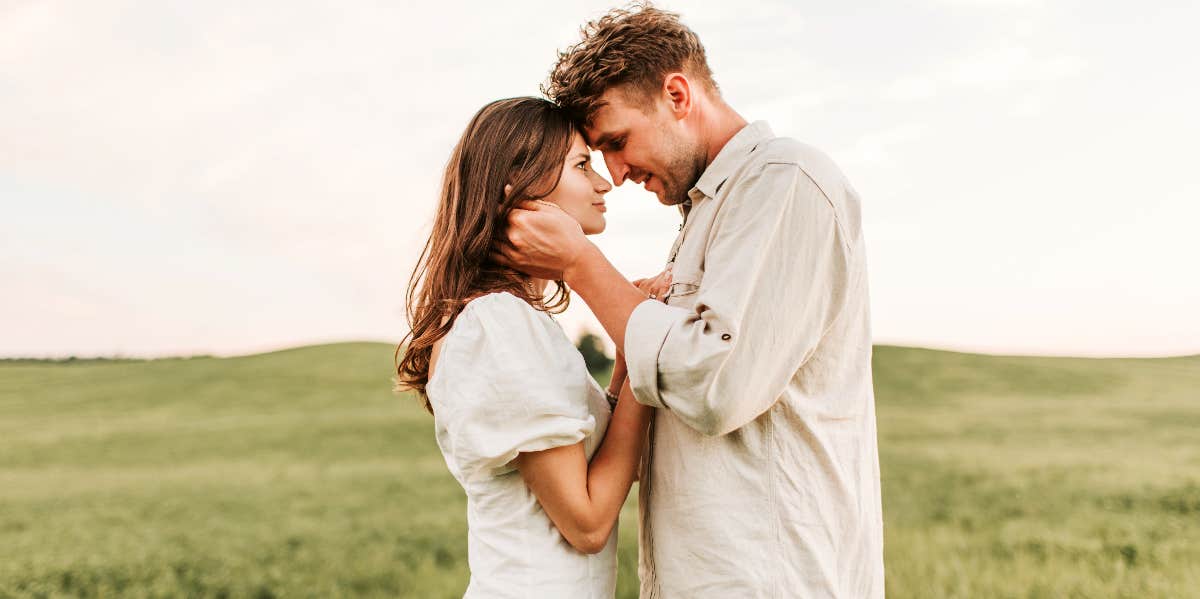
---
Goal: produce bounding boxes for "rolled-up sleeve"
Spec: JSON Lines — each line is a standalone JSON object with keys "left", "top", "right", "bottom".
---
{"left": 623, "top": 162, "right": 852, "bottom": 436}
{"left": 624, "top": 299, "right": 682, "bottom": 409}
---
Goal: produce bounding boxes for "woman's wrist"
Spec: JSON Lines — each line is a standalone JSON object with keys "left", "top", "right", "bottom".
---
{"left": 606, "top": 372, "right": 627, "bottom": 398}
{"left": 604, "top": 387, "right": 620, "bottom": 410}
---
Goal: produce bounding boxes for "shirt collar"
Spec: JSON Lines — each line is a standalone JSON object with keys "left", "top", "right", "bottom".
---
{"left": 688, "top": 120, "right": 775, "bottom": 203}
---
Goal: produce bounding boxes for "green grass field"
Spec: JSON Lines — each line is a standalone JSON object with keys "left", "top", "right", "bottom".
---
{"left": 1, "top": 343, "right": 1197, "bottom": 598}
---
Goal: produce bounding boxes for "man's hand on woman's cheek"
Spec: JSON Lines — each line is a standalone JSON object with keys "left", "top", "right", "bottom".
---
{"left": 492, "top": 200, "right": 590, "bottom": 279}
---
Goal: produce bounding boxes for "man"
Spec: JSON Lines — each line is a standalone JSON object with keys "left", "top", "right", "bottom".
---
{"left": 496, "top": 5, "right": 884, "bottom": 597}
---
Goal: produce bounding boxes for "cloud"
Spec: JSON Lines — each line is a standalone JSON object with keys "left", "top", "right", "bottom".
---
{"left": 882, "top": 44, "right": 1087, "bottom": 104}
{"left": 837, "top": 123, "right": 929, "bottom": 168}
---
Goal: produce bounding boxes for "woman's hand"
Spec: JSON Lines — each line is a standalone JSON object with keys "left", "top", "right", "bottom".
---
{"left": 631, "top": 265, "right": 672, "bottom": 303}
{"left": 609, "top": 268, "right": 670, "bottom": 396}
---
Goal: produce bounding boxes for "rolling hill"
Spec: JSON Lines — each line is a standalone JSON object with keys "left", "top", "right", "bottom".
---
{"left": 1, "top": 343, "right": 1197, "bottom": 598}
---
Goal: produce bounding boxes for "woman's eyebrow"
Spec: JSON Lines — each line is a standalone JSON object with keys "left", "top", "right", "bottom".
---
{"left": 572, "top": 152, "right": 591, "bottom": 161}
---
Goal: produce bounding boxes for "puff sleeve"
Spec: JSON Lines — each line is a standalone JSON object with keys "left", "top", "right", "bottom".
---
{"left": 430, "top": 293, "right": 596, "bottom": 483}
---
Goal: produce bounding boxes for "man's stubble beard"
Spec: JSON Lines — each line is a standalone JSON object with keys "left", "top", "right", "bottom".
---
{"left": 660, "top": 135, "right": 707, "bottom": 206}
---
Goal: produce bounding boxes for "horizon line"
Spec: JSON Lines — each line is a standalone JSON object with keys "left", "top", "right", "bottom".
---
{"left": 3, "top": 339, "right": 1197, "bottom": 363}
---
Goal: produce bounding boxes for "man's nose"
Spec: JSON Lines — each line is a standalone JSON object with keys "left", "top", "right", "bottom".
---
{"left": 603, "top": 153, "right": 629, "bottom": 186}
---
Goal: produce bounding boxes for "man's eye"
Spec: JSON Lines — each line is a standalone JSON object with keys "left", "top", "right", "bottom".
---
{"left": 612, "top": 137, "right": 626, "bottom": 150}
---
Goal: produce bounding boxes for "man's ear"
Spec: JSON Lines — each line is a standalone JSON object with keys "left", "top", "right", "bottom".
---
{"left": 663, "top": 72, "right": 692, "bottom": 120}
{"left": 504, "top": 183, "right": 513, "bottom": 198}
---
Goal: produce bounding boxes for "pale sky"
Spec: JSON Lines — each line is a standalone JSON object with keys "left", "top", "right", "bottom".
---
{"left": 2, "top": 0, "right": 1198, "bottom": 358}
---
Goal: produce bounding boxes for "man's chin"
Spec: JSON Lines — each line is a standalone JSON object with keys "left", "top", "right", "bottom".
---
{"left": 657, "top": 193, "right": 687, "bottom": 207}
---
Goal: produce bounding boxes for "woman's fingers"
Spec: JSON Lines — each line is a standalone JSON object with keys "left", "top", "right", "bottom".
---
{"left": 651, "top": 271, "right": 672, "bottom": 297}
{"left": 634, "top": 277, "right": 666, "bottom": 302}
{"left": 641, "top": 271, "right": 671, "bottom": 301}
{"left": 628, "top": 269, "right": 672, "bottom": 302}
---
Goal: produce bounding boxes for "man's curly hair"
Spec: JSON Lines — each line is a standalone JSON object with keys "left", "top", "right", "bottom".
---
{"left": 542, "top": 2, "right": 718, "bottom": 127}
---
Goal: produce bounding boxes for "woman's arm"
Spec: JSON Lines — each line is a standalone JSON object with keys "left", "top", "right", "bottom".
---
{"left": 608, "top": 350, "right": 628, "bottom": 399}
{"left": 513, "top": 377, "right": 648, "bottom": 554}
{"left": 606, "top": 351, "right": 637, "bottom": 482}
{"left": 512, "top": 271, "right": 668, "bottom": 554}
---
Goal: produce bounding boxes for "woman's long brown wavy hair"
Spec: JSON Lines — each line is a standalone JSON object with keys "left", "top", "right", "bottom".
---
{"left": 395, "top": 97, "right": 576, "bottom": 413}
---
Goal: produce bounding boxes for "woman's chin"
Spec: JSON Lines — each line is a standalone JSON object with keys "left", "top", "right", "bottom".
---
{"left": 582, "top": 219, "right": 606, "bottom": 236}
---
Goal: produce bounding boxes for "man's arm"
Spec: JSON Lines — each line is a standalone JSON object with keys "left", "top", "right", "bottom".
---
{"left": 563, "top": 246, "right": 654, "bottom": 352}
{"left": 493, "top": 167, "right": 851, "bottom": 439}
{"left": 622, "top": 162, "right": 853, "bottom": 436}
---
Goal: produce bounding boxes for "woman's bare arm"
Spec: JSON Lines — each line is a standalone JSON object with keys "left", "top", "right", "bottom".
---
{"left": 513, "top": 377, "right": 648, "bottom": 554}
{"left": 512, "top": 272, "right": 668, "bottom": 554}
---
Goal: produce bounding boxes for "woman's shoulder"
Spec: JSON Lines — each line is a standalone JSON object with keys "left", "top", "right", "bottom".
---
{"left": 452, "top": 291, "right": 553, "bottom": 336}
{"left": 428, "top": 290, "right": 588, "bottom": 424}
{"left": 461, "top": 290, "right": 543, "bottom": 318}
{"left": 439, "top": 291, "right": 562, "bottom": 360}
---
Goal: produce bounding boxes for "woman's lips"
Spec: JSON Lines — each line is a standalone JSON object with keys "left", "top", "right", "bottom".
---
{"left": 592, "top": 202, "right": 607, "bottom": 213}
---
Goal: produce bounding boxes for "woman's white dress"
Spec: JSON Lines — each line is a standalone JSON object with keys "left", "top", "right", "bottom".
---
{"left": 426, "top": 292, "right": 617, "bottom": 598}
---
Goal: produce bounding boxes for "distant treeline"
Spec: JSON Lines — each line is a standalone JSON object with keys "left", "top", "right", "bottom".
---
{"left": 0, "top": 355, "right": 214, "bottom": 364}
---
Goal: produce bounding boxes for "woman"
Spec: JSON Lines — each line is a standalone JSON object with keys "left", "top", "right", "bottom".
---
{"left": 395, "top": 97, "right": 666, "bottom": 598}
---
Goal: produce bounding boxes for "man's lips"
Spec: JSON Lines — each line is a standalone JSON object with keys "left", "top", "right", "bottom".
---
{"left": 631, "top": 172, "right": 661, "bottom": 194}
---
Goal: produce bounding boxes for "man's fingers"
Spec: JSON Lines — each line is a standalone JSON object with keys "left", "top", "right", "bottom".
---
{"left": 490, "top": 251, "right": 513, "bottom": 268}
{"left": 493, "top": 237, "right": 518, "bottom": 256}
{"left": 490, "top": 243, "right": 522, "bottom": 268}
{"left": 512, "top": 199, "right": 562, "bottom": 214}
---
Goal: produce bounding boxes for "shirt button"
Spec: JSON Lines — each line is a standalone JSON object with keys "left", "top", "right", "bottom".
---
{"left": 721, "top": 333, "right": 732, "bottom": 341}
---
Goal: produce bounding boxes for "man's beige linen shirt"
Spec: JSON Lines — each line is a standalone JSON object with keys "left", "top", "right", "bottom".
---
{"left": 625, "top": 121, "right": 884, "bottom": 598}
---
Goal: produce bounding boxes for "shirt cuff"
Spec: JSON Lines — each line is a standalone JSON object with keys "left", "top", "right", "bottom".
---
{"left": 624, "top": 299, "right": 682, "bottom": 409}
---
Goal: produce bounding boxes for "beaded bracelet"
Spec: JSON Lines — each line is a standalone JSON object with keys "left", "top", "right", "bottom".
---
{"left": 604, "top": 388, "right": 619, "bottom": 411}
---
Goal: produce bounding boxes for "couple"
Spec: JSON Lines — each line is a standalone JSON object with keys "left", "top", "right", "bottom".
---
{"left": 396, "top": 5, "right": 884, "bottom": 598}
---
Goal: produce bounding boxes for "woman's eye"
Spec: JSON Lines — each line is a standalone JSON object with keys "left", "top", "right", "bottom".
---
{"left": 576, "top": 161, "right": 589, "bottom": 170}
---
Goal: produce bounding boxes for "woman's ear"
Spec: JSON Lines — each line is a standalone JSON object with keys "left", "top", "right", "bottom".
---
{"left": 503, "top": 183, "right": 513, "bottom": 198}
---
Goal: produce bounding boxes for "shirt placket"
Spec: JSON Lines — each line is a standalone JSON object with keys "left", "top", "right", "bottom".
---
{"left": 639, "top": 209, "right": 694, "bottom": 598}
